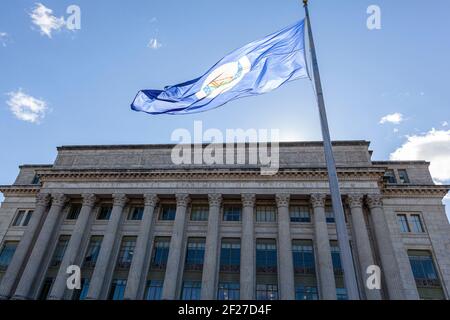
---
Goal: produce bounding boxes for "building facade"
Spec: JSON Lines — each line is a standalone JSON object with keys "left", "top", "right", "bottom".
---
{"left": 0, "top": 141, "right": 449, "bottom": 300}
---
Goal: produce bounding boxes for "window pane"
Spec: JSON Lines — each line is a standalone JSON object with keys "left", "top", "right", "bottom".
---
{"left": 295, "top": 285, "right": 318, "bottom": 300}
{"left": 384, "top": 170, "right": 397, "bottom": 184}
{"left": 116, "top": 237, "right": 136, "bottom": 269}
{"left": 220, "top": 240, "right": 240, "bottom": 272}
{"left": 128, "top": 207, "right": 144, "bottom": 220}
{"left": 218, "top": 282, "right": 240, "bottom": 300}
{"left": 398, "top": 170, "right": 410, "bottom": 184}
{"left": 38, "top": 278, "right": 54, "bottom": 300}
{"left": 397, "top": 215, "right": 410, "bottom": 233}
{"left": 72, "top": 278, "right": 90, "bottom": 300}
{"left": 223, "top": 206, "right": 241, "bottom": 222}
{"left": 151, "top": 238, "right": 170, "bottom": 269}
{"left": 181, "top": 281, "right": 201, "bottom": 300}
{"left": 160, "top": 205, "right": 176, "bottom": 221}
{"left": 256, "top": 206, "right": 276, "bottom": 222}
{"left": 83, "top": 236, "right": 103, "bottom": 268}
{"left": 23, "top": 210, "right": 33, "bottom": 226}
{"left": 256, "top": 284, "right": 278, "bottom": 300}
{"left": 108, "top": 279, "right": 127, "bottom": 300}
{"left": 185, "top": 239, "right": 205, "bottom": 271}
{"left": 50, "top": 236, "right": 70, "bottom": 267}
{"left": 290, "top": 206, "right": 311, "bottom": 223}
{"left": 0, "top": 241, "right": 18, "bottom": 271}
{"left": 410, "top": 215, "right": 424, "bottom": 233}
{"left": 256, "top": 240, "right": 277, "bottom": 273}
{"left": 191, "top": 205, "right": 209, "bottom": 221}
{"left": 292, "top": 240, "right": 315, "bottom": 274}
{"left": 145, "top": 280, "right": 163, "bottom": 300}
{"left": 67, "top": 204, "right": 82, "bottom": 220}
{"left": 97, "top": 206, "right": 112, "bottom": 220}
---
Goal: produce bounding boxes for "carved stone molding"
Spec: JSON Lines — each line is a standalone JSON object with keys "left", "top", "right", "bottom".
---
{"left": 275, "top": 194, "right": 290, "bottom": 208}
{"left": 112, "top": 193, "right": 128, "bottom": 207}
{"left": 144, "top": 194, "right": 159, "bottom": 207}
{"left": 51, "top": 193, "right": 68, "bottom": 207}
{"left": 175, "top": 194, "right": 190, "bottom": 207}
{"left": 366, "top": 195, "right": 383, "bottom": 209}
{"left": 241, "top": 194, "right": 256, "bottom": 208}
{"left": 310, "top": 194, "right": 326, "bottom": 208}
{"left": 346, "top": 194, "right": 364, "bottom": 209}
{"left": 35, "top": 193, "right": 51, "bottom": 207}
{"left": 82, "top": 193, "right": 97, "bottom": 207}
{"left": 208, "top": 194, "right": 222, "bottom": 207}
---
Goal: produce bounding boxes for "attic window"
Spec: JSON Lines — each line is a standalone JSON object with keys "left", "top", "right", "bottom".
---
{"left": 31, "top": 175, "right": 40, "bottom": 185}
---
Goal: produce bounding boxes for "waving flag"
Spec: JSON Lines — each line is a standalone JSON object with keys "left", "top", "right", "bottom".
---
{"left": 131, "top": 20, "right": 308, "bottom": 115}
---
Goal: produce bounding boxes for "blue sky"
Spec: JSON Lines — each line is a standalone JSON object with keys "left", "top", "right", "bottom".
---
{"left": 0, "top": 0, "right": 449, "bottom": 219}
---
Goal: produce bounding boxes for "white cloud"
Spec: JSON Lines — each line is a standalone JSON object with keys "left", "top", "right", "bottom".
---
{"left": 147, "top": 38, "right": 162, "bottom": 50}
{"left": 30, "top": 3, "right": 65, "bottom": 38}
{"left": 442, "top": 121, "right": 448, "bottom": 127}
{"left": 393, "top": 128, "right": 399, "bottom": 133}
{"left": 390, "top": 129, "right": 450, "bottom": 184}
{"left": 0, "top": 32, "right": 9, "bottom": 47}
{"left": 380, "top": 113, "right": 404, "bottom": 125}
{"left": 6, "top": 90, "right": 48, "bottom": 123}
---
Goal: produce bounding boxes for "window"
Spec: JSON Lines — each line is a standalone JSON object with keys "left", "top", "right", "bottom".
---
{"left": 408, "top": 250, "right": 444, "bottom": 300}
{"left": 410, "top": 215, "right": 425, "bottom": 233}
{"left": 256, "top": 240, "right": 277, "bottom": 273}
{"left": 218, "top": 282, "right": 240, "bottom": 300}
{"left": 66, "top": 204, "right": 82, "bottom": 220}
{"left": 190, "top": 205, "right": 209, "bottom": 221}
{"left": 397, "top": 214, "right": 410, "bottom": 233}
{"left": 12, "top": 210, "right": 33, "bottom": 227}
{"left": 330, "top": 242, "right": 343, "bottom": 275}
{"left": 398, "top": 169, "right": 410, "bottom": 184}
{"left": 0, "top": 241, "right": 18, "bottom": 272}
{"left": 290, "top": 206, "right": 311, "bottom": 223}
{"left": 72, "top": 278, "right": 90, "bottom": 300}
{"left": 336, "top": 287, "right": 348, "bottom": 300}
{"left": 292, "top": 240, "right": 315, "bottom": 274}
{"left": 97, "top": 205, "right": 112, "bottom": 220}
{"left": 116, "top": 237, "right": 136, "bottom": 269}
{"left": 108, "top": 279, "right": 127, "bottom": 300}
{"left": 384, "top": 170, "right": 397, "bottom": 184}
{"left": 128, "top": 206, "right": 144, "bottom": 220}
{"left": 256, "top": 284, "right": 278, "bottom": 300}
{"left": 159, "top": 205, "right": 176, "bottom": 221}
{"left": 223, "top": 205, "right": 241, "bottom": 222}
{"left": 295, "top": 285, "right": 319, "bottom": 300}
{"left": 220, "top": 240, "right": 240, "bottom": 272}
{"left": 38, "top": 277, "right": 54, "bottom": 300}
{"left": 181, "top": 281, "right": 201, "bottom": 300}
{"left": 83, "top": 236, "right": 103, "bottom": 268}
{"left": 145, "top": 280, "right": 163, "bottom": 300}
{"left": 31, "top": 175, "right": 40, "bottom": 185}
{"left": 50, "top": 236, "right": 70, "bottom": 267}
{"left": 325, "top": 207, "right": 335, "bottom": 224}
{"left": 256, "top": 206, "right": 276, "bottom": 222}
{"left": 185, "top": 239, "right": 205, "bottom": 271}
{"left": 151, "top": 238, "right": 170, "bottom": 270}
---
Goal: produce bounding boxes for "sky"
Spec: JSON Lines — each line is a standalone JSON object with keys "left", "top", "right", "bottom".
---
{"left": 0, "top": 0, "right": 449, "bottom": 219}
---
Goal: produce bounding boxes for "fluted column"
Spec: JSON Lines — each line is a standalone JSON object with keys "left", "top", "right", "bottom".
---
{"left": 162, "top": 194, "right": 190, "bottom": 300}
{"left": 367, "top": 195, "right": 405, "bottom": 300}
{"left": 200, "top": 194, "right": 222, "bottom": 300}
{"left": 48, "top": 194, "right": 97, "bottom": 300}
{"left": 13, "top": 193, "right": 68, "bottom": 300}
{"left": 240, "top": 193, "right": 256, "bottom": 300}
{"left": 311, "top": 194, "right": 337, "bottom": 300}
{"left": 347, "top": 194, "right": 381, "bottom": 300}
{"left": 0, "top": 193, "right": 50, "bottom": 300}
{"left": 86, "top": 194, "right": 127, "bottom": 300}
{"left": 124, "top": 194, "right": 159, "bottom": 300}
{"left": 276, "top": 194, "right": 295, "bottom": 300}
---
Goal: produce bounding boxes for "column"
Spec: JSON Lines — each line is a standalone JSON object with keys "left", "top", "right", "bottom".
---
{"left": 124, "top": 194, "right": 158, "bottom": 300}
{"left": 0, "top": 193, "right": 50, "bottom": 300}
{"left": 275, "top": 194, "right": 295, "bottom": 300}
{"left": 13, "top": 193, "right": 68, "bottom": 300}
{"left": 347, "top": 194, "right": 381, "bottom": 300}
{"left": 366, "top": 195, "right": 405, "bottom": 300}
{"left": 48, "top": 194, "right": 97, "bottom": 300}
{"left": 311, "top": 194, "right": 336, "bottom": 300}
{"left": 86, "top": 193, "right": 127, "bottom": 300}
{"left": 201, "top": 194, "right": 222, "bottom": 300}
{"left": 240, "top": 193, "right": 255, "bottom": 300}
{"left": 162, "top": 194, "right": 190, "bottom": 300}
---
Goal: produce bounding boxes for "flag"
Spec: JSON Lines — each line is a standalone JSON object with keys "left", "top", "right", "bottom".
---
{"left": 131, "top": 19, "right": 308, "bottom": 115}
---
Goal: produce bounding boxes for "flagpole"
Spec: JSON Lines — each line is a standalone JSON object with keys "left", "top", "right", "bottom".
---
{"left": 302, "top": 0, "right": 360, "bottom": 300}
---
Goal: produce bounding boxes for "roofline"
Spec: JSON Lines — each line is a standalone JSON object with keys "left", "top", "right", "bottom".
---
{"left": 372, "top": 161, "right": 430, "bottom": 165}
{"left": 19, "top": 165, "right": 53, "bottom": 169}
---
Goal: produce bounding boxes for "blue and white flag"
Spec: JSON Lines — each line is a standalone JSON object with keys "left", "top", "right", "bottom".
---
{"left": 131, "top": 20, "right": 308, "bottom": 115}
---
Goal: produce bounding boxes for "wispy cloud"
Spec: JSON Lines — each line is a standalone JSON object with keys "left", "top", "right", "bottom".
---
{"left": 442, "top": 121, "right": 448, "bottom": 127}
{"left": 30, "top": 3, "right": 65, "bottom": 38}
{"left": 0, "top": 32, "right": 9, "bottom": 47}
{"left": 6, "top": 89, "right": 48, "bottom": 123}
{"left": 379, "top": 112, "right": 404, "bottom": 125}
{"left": 147, "top": 38, "right": 162, "bottom": 50}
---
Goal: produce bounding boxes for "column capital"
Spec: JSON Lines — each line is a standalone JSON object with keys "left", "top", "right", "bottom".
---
{"left": 241, "top": 194, "right": 256, "bottom": 208}
{"left": 112, "top": 193, "right": 128, "bottom": 207}
{"left": 310, "top": 194, "right": 326, "bottom": 208}
{"left": 82, "top": 193, "right": 97, "bottom": 208}
{"left": 208, "top": 194, "right": 222, "bottom": 207}
{"left": 175, "top": 194, "right": 190, "bottom": 207}
{"left": 35, "top": 193, "right": 51, "bottom": 207}
{"left": 144, "top": 194, "right": 159, "bottom": 207}
{"left": 51, "top": 194, "right": 68, "bottom": 207}
{"left": 275, "top": 194, "right": 290, "bottom": 208}
{"left": 366, "top": 195, "right": 383, "bottom": 209}
{"left": 346, "top": 194, "right": 364, "bottom": 209}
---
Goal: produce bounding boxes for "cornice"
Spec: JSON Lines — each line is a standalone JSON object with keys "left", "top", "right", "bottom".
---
{"left": 0, "top": 185, "right": 40, "bottom": 196}
{"left": 382, "top": 185, "right": 450, "bottom": 198}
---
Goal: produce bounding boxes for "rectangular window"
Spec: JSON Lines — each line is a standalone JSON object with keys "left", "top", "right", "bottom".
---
{"left": 97, "top": 205, "right": 112, "bottom": 220}
{"left": 159, "top": 205, "right": 176, "bottom": 221}
{"left": 151, "top": 237, "right": 170, "bottom": 270}
{"left": 256, "top": 240, "right": 277, "bottom": 273}
{"left": 108, "top": 279, "right": 127, "bottom": 300}
{"left": 408, "top": 250, "right": 444, "bottom": 300}
{"left": 185, "top": 239, "right": 205, "bottom": 271}
{"left": 145, "top": 280, "right": 163, "bottom": 300}
{"left": 72, "top": 278, "right": 90, "bottom": 300}
{"left": 181, "top": 281, "right": 201, "bottom": 300}
{"left": 410, "top": 215, "right": 425, "bottom": 233}
{"left": 12, "top": 210, "right": 33, "bottom": 227}
{"left": 292, "top": 240, "right": 315, "bottom": 274}
{"left": 398, "top": 169, "right": 410, "bottom": 184}
{"left": 330, "top": 242, "right": 343, "bottom": 275}
{"left": 190, "top": 205, "right": 209, "bottom": 221}
{"left": 256, "top": 206, "right": 276, "bottom": 222}
{"left": 336, "top": 287, "right": 348, "bottom": 300}
{"left": 290, "top": 206, "right": 311, "bottom": 223}
{"left": 50, "top": 235, "right": 70, "bottom": 268}
{"left": 217, "top": 282, "right": 240, "bottom": 300}
{"left": 220, "top": 239, "right": 240, "bottom": 273}
{"left": 83, "top": 236, "right": 103, "bottom": 268}
{"left": 38, "top": 277, "right": 54, "bottom": 300}
{"left": 128, "top": 207, "right": 144, "bottom": 221}
{"left": 116, "top": 236, "right": 137, "bottom": 269}
{"left": 223, "top": 205, "right": 241, "bottom": 222}
{"left": 295, "top": 285, "right": 319, "bottom": 300}
{"left": 325, "top": 207, "right": 335, "bottom": 224}
{"left": 256, "top": 284, "right": 278, "bottom": 300}
{"left": 397, "top": 214, "right": 410, "bottom": 233}
{"left": 384, "top": 169, "right": 397, "bottom": 184}
{"left": 0, "top": 241, "right": 18, "bottom": 271}
{"left": 67, "top": 204, "right": 82, "bottom": 220}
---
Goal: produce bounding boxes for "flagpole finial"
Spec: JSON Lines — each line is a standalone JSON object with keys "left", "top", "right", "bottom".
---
{"left": 303, "top": 0, "right": 308, "bottom": 7}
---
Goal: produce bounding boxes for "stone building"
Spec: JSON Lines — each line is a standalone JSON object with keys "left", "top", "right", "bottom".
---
{"left": 0, "top": 141, "right": 449, "bottom": 300}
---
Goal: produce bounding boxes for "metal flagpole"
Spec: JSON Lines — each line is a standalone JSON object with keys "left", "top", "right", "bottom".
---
{"left": 302, "top": 0, "right": 360, "bottom": 299}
